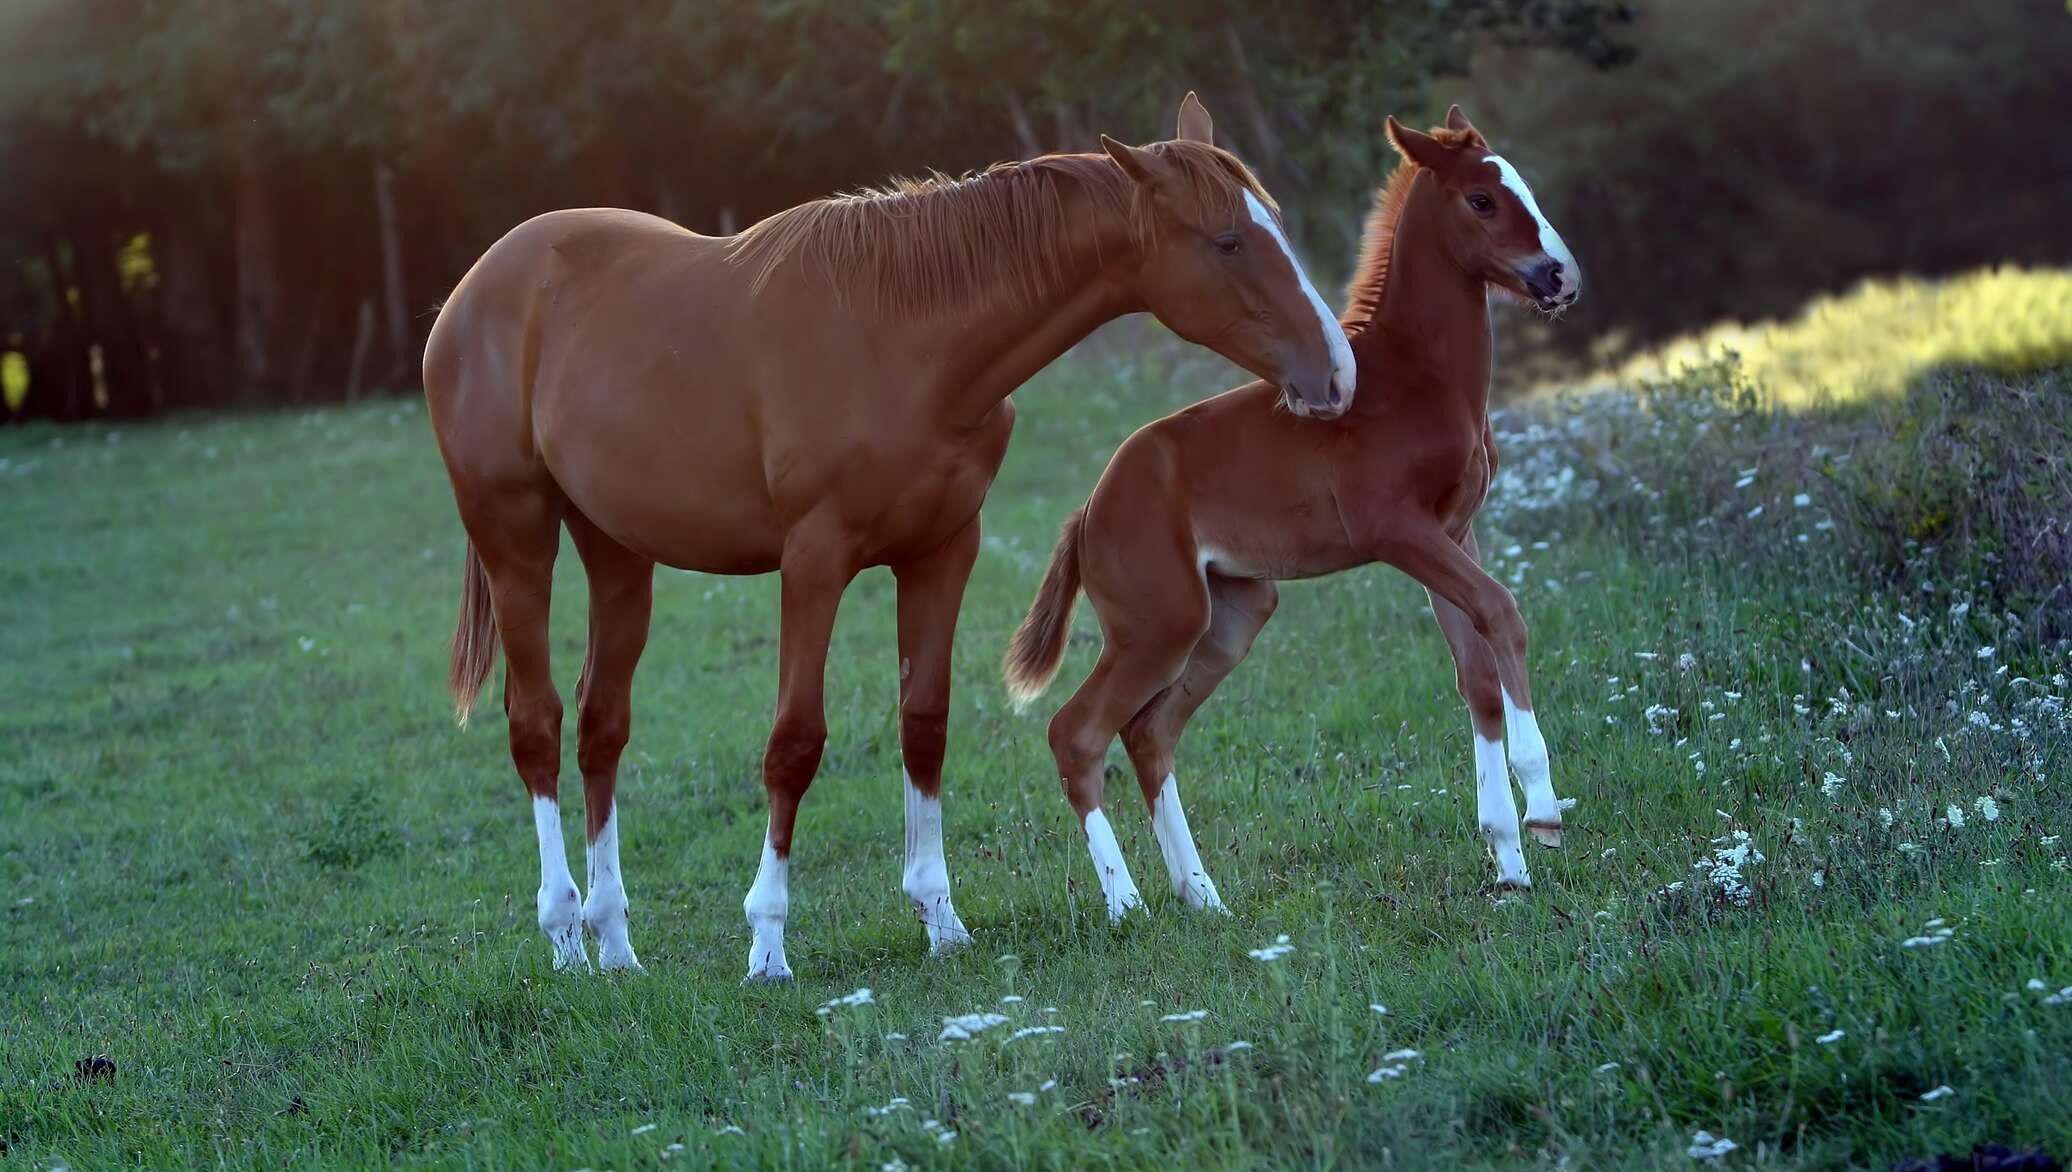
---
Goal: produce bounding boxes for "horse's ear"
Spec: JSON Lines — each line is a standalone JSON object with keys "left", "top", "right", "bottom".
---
{"left": 1176, "top": 91, "right": 1214, "bottom": 145}
{"left": 1386, "top": 116, "right": 1451, "bottom": 171}
{"left": 1444, "top": 104, "right": 1489, "bottom": 149}
{"left": 1101, "top": 134, "right": 1163, "bottom": 186}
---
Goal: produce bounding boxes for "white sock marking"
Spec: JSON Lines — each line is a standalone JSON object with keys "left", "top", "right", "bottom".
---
{"left": 1502, "top": 688, "right": 1562, "bottom": 826}
{"left": 1081, "top": 808, "right": 1144, "bottom": 922}
{"left": 742, "top": 832, "right": 791, "bottom": 981}
{"left": 1474, "top": 733, "right": 1530, "bottom": 887}
{"left": 1244, "top": 190, "right": 1357, "bottom": 401}
{"left": 1484, "top": 156, "right": 1579, "bottom": 298}
{"left": 533, "top": 796, "right": 590, "bottom": 971}
{"left": 582, "top": 801, "right": 640, "bottom": 971}
{"left": 902, "top": 771, "right": 973, "bottom": 952}
{"left": 1150, "top": 774, "right": 1227, "bottom": 912}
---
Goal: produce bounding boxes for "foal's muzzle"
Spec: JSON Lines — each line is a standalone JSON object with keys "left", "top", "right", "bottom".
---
{"left": 1520, "top": 257, "right": 1581, "bottom": 310}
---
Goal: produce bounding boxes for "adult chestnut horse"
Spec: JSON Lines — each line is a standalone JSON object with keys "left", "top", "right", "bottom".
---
{"left": 1003, "top": 107, "right": 1580, "bottom": 918}
{"left": 424, "top": 95, "right": 1354, "bottom": 980}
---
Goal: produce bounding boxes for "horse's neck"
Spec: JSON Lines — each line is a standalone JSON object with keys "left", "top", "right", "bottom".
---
{"left": 1354, "top": 185, "right": 1492, "bottom": 422}
{"left": 907, "top": 187, "right": 1141, "bottom": 422}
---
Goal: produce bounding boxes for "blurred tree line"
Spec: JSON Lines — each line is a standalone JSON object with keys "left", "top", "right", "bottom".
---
{"left": 10, "top": 2, "right": 2067, "bottom": 424}
{"left": 2, "top": 0, "right": 1633, "bottom": 421}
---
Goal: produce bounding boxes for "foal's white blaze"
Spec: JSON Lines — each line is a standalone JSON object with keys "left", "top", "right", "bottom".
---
{"left": 532, "top": 796, "right": 590, "bottom": 971}
{"left": 1474, "top": 733, "right": 1531, "bottom": 888}
{"left": 1502, "top": 688, "right": 1563, "bottom": 840}
{"left": 582, "top": 801, "right": 640, "bottom": 971}
{"left": 1244, "top": 190, "right": 1358, "bottom": 401}
{"left": 1150, "top": 774, "right": 1227, "bottom": 912}
{"left": 1484, "top": 156, "right": 1580, "bottom": 299}
{"left": 902, "top": 771, "right": 973, "bottom": 952}
{"left": 742, "top": 833, "right": 791, "bottom": 982}
{"left": 1081, "top": 808, "right": 1144, "bottom": 922}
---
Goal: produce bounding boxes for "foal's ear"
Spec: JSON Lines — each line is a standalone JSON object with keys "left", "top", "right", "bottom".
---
{"left": 1176, "top": 91, "right": 1215, "bottom": 145}
{"left": 1444, "top": 104, "right": 1489, "bottom": 149}
{"left": 1386, "top": 116, "right": 1453, "bottom": 172}
{"left": 1101, "top": 134, "right": 1164, "bottom": 186}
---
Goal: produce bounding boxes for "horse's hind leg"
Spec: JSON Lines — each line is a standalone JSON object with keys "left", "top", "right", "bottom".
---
{"left": 567, "top": 511, "right": 655, "bottom": 971}
{"left": 1119, "top": 575, "right": 1277, "bottom": 913}
{"left": 891, "top": 519, "right": 980, "bottom": 954}
{"left": 466, "top": 485, "right": 590, "bottom": 970}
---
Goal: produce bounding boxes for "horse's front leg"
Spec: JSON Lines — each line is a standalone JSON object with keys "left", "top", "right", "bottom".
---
{"left": 743, "top": 530, "right": 857, "bottom": 983}
{"left": 891, "top": 518, "right": 982, "bottom": 954}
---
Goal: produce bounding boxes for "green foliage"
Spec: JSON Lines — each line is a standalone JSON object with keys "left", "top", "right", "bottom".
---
{"left": 3, "top": 348, "right": 2068, "bottom": 1168}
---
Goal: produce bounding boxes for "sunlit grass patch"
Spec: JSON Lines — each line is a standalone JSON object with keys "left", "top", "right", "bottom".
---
{"left": 1600, "top": 266, "right": 2072, "bottom": 407}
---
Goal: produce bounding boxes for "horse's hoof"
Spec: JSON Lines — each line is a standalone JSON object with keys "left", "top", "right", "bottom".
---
{"left": 928, "top": 926, "right": 976, "bottom": 955}
{"left": 1525, "top": 820, "right": 1564, "bottom": 849}
{"left": 744, "top": 964, "right": 794, "bottom": 985}
{"left": 1493, "top": 874, "right": 1534, "bottom": 893}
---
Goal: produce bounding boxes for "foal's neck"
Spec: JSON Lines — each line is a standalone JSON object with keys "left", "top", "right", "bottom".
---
{"left": 1351, "top": 176, "right": 1492, "bottom": 423}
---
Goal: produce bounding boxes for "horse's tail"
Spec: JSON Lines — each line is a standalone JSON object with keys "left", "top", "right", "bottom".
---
{"left": 450, "top": 543, "right": 500, "bottom": 727}
{"left": 1003, "top": 509, "right": 1086, "bottom": 709}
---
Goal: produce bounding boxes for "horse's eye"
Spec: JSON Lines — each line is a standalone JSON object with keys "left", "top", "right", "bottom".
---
{"left": 1213, "top": 233, "right": 1242, "bottom": 255}
{"left": 1467, "top": 192, "right": 1496, "bottom": 216}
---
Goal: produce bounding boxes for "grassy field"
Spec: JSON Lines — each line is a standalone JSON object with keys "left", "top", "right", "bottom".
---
{"left": 3, "top": 337, "right": 2069, "bottom": 1170}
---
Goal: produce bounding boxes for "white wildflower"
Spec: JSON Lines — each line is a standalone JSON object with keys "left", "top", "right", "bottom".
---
{"left": 1381, "top": 1049, "right": 1422, "bottom": 1062}
{"left": 1248, "top": 934, "right": 1295, "bottom": 962}
{"left": 1369, "top": 1003, "right": 1390, "bottom": 1016}
{"left": 1688, "top": 1130, "right": 1740, "bottom": 1161}
{"left": 1821, "top": 772, "right": 1845, "bottom": 798}
{"left": 1006, "top": 1092, "right": 1036, "bottom": 1106}
{"left": 1919, "top": 1085, "right": 1955, "bottom": 1102}
{"left": 1945, "top": 804, "right": 1966, "bottom": 829}
{"left": 1974, "top": 795, "right": 2001, "bottom": 822}
{"left": 816, "top": 987, "right": 875, "bottom": 1016}
{"left": 1003, "top": 1026, "right": 1066, "bottom": 1044}
{"left": 938, "top": 1013, "right": 1010, "bottom": 1041}
{"left": 1816, "top": 1029, "right": 1845, "bottom": 1044}
{"left": 1793, "top": 493, "right": 1812, "bottom": 507}
{"left": 1678, "top": 652, "right": 1698, "bottom": 672}
{"left": 1159, "top": 1009, "right": 1209, "bottom": 1023}
{"left": 631, "top": 1124, "right": 658, "bottom": 1136}
{"left": 1365, "top": 1065, "right": 1409, "bottom": 1082}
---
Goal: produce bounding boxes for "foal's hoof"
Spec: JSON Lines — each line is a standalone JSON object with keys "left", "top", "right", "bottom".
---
{"left": 1525, "top": 820, "right": 1564, "bottom": 849}
{"left": 744, "top": 963, "right": 794, "bottom": 985}
{"left": 1492, "top": 874, "right": 1535, "bottom": 893}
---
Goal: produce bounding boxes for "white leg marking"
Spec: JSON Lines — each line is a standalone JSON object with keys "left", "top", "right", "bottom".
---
{"left": 1484, "top": 156, "right": 1581, "bottom": 300}
{"left": 1475, "top": 732, "right": 1532, "bottom": 888}
{"left": 902, "top": 771, "right": 973, "bottom": 953}
{"left": 1149, "top": 774, "right": 1227, "bottom": 913}
{"left": 533, "top": 796, "right": 591, "bottom": 972}
{"left": 742, "top": 832, "right": 791, "bottom": 982}
{"left": 1244, "top": 189, "right": 1358, "bottom": 401}
{"left": 1503, "top": 688, "right": 1563, "bottom": 844}
{"left": 581, "top": 801, "right": 641, "bottom": 971}
{"left": 1081, "top": 808, "right": 1144, "bottom": 923}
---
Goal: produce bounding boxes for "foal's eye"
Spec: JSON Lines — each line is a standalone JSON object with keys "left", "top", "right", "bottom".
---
{"left": 1213, "top": 233, "right": 1242, "bottom": 255}
{"left": 1467, "top": 192, "right": 1496, "bottom": 216}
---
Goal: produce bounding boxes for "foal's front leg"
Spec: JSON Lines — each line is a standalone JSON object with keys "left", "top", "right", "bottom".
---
{"left": 891, "top": 522, "right": 980, "bottom": 953}
{"left": 1386, "top": 527, "right": 1563, "bottom": 885}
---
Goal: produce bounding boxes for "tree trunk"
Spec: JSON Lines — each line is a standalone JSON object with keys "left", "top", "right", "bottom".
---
{"left": 374, "top": 157, "right": 413, "bottom": 386}
{"left": 231, "top": 147, "right": 288, "bottom": 402}
{"left": 157, "top": 216, "right": 229, "bottom": 412}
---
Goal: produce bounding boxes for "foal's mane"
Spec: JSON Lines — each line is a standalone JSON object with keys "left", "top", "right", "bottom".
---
{"left": 1339, "top": 124, "right": 1482, "bottom": 335}
{"left": 728, "top": 140, "right": 1274, "bottom": 317}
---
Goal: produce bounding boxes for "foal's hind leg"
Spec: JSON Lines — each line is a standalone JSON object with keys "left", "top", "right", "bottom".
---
{"left": 1119, "top": 576, "right": 1278, "bottom": 913}
{"left": 468, "top": 487, "right": 590, "bottom": 970}
{"left": 567, "top": 513, "right": 654, "bottom": 971}
{"left": 1047, "top": 548, "right": 1210, "bottom": 922}
{"left": 891, "top": 519, "right": 980, "bottom": 953}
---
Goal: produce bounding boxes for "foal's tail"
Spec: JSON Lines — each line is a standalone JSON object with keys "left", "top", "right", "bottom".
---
{"left": 1002, "top": 509, "right": 1085, "bottom": 709}
{"left": 450, "top": 543, "right": 501, "bottom": 727}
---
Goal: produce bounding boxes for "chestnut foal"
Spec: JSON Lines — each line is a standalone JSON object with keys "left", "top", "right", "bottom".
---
{"left": 1004, "top": 107, "right": 1580, "bottom": 917}
{"left": 426, "top": 95, "right": 1354, "bottom": 979}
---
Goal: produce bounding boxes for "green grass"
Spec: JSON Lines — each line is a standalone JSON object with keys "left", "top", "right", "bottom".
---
{"left": 2, "top": 346, "right": 2069, "bottom": 1170}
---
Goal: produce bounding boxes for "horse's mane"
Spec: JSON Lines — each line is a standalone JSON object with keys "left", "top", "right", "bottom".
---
{"left": 727, "top": 140, "right": 1275, "bottom": 317}
{"left": 1340, "top": 124, "right": 1483, "bottom": 335}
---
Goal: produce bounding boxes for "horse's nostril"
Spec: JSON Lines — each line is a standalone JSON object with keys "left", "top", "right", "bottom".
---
{"left": 1326, "top": 384, "right": 1343, "bottom": 407}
